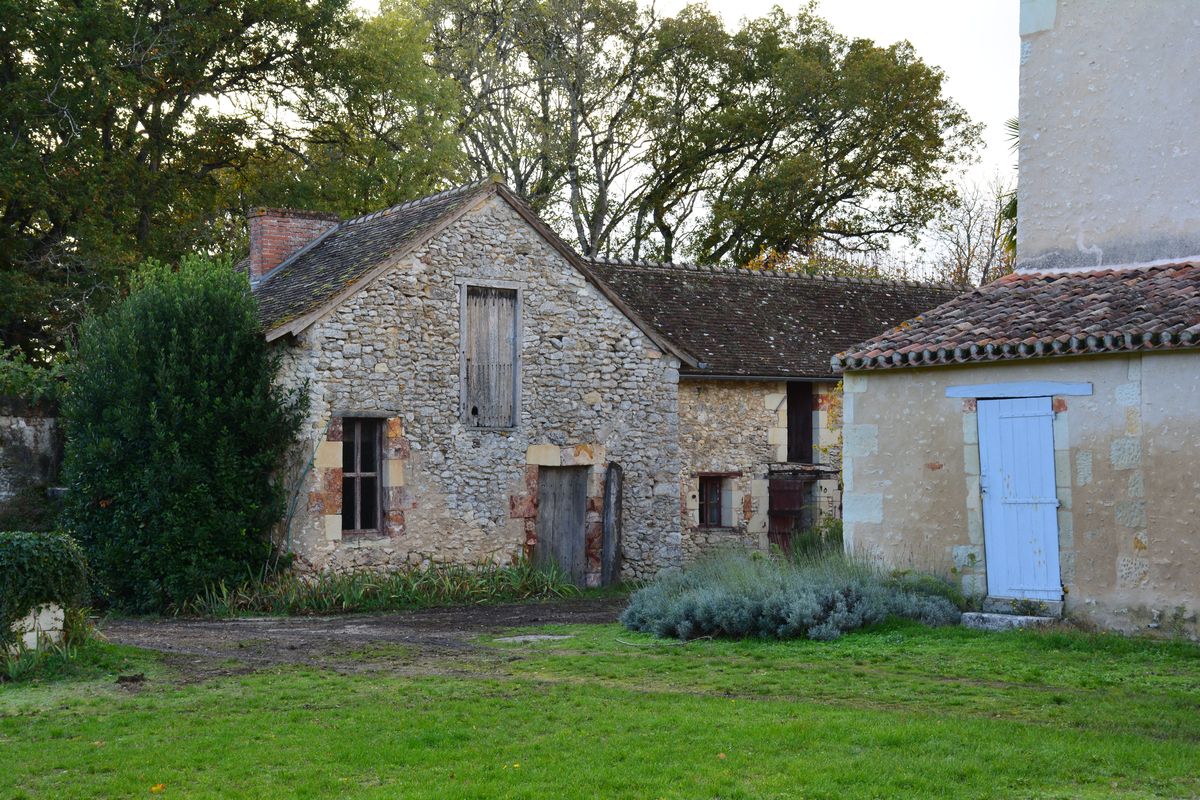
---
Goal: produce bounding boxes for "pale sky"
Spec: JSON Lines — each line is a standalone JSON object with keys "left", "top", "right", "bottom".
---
{"left": 658, "top": 0, "right": 1021, "bottom": 188}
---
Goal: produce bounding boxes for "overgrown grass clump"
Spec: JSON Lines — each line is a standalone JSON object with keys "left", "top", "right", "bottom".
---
{"left": 621, "top": 550, "right": 961, "bottom": 641}
{"left": 181, "top": 559, "right": 579, "bottom": 616}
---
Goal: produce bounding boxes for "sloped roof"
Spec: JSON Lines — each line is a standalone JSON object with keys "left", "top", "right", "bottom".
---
{"left": 249, "top": 181, "right": 696, "bottom": 365}
{"left": 587, "top": 260, "right": 961, "bottom": 379}
{"left": 833, "top": 262, "right": 1200, "bottom": 371}
{"left": 253, "top": 181, "right": 491, "bottom": 334}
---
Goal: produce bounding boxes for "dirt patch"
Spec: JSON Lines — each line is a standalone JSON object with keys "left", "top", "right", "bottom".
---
{"left": 100, "top": 597, "right": 625, "bottom": 682}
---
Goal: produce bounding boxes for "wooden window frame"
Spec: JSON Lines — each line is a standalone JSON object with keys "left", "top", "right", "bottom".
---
{"left": 457, "top": 279, "right": 523, "bottom": 431}
{"left": 698, "top": 475, "right": 725, "bottom": 528}
{"left": 342, "top": 417, "right": 383, "bottom": 535}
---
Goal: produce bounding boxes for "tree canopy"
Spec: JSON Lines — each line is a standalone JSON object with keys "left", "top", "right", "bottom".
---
{"left": 3, "top": 0, "right": 980, "bottom": 357}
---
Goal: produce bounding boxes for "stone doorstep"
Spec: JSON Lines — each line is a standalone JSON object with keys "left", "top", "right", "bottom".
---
{"left": 961, "top": 612, "right": 1059, "bottom": 632}
{"left": 982, "top": 596, "right": 1064, "bottom": 618}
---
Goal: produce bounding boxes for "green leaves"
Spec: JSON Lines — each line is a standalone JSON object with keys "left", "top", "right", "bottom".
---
{"left": 0, "top": 531, "right": 90, "bottom": 650}
{"left": 60, "top": 255, "right": 308, "bottom": 612}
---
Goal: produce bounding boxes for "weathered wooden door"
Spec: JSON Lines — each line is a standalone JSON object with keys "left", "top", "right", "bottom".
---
{"left": 535, "top": 466, "right": 589, "bottom": 587}
{"left": 977, "top": 397, "right": 1062, "bottom": 601}
{"left": 600, "top": 463, "right": 623, "bottom": 586}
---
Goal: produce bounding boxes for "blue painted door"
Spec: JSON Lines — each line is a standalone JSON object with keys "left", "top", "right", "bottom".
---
{"left": 977, "top": 397, "right": 1062, "bottom": 601}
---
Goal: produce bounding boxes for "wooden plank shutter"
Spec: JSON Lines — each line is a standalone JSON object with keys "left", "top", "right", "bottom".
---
{"left": 464, "top": 286, "right": 518, "bottom": 428}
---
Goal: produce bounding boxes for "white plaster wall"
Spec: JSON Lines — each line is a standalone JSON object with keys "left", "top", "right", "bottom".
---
{"left": 842, "top": 352, "right": 1200, "bottom": 635}
{"left": 1018, "top": 0, "right": 1200, "bottom": 270}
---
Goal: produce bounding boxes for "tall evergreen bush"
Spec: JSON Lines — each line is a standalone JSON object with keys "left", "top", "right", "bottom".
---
{"left": 61, "top": 257, "right": 307, "bottom": 612}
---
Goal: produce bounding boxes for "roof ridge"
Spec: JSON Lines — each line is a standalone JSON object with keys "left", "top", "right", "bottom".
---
{"left": 586, "top": 256, "right": 957, "bottom": 290}
{"left": 340, "top": 179, "right": 494, "bottom": 228}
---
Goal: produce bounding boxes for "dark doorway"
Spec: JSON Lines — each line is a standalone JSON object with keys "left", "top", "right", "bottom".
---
{"left": 535, "top": 466, "right": 589, "bottom": 587}
{"left": 787, "top": 381, "right": 815, "bottom": 464}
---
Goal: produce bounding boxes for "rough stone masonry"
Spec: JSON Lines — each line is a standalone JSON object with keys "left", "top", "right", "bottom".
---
{"left": 273, "top": 195, "right": 683, "bottom": 582}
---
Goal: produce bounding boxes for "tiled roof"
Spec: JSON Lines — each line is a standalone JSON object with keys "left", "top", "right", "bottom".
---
{"left": 834, "top": 263, "right": 1200, "bottom": 371}
{"left": 253, "top": 181, "right": 491, "bottom": 333}
{"left": 587, "top": 260, "right": 961, "bottom": 378}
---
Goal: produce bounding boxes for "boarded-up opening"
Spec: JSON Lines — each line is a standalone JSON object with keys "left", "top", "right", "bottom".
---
{"left": 463, "top": 285, "right": 519, "bottom": 428}
{"left": 600, "top": 463, "right": 623, "bottom": 585}
{"left": 535, "top": 466, "right": 589, "bottom": 586}
{"left": 768, "top": 476, "right": 816, "bottom": 554}
{"left": 787, "top": 381, "right": 814, "bottom": 464}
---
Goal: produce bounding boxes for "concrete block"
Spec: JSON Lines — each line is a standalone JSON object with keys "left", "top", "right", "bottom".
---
{"left": 1110, "top": 437, "right": 1141, "bottom": 470}
{"left": 962, "top": 413, "right": 978, "bottom": 445}
{"left": 315, "top": 441, "right": 342, "bottom": 470}
{"left": 323, "top": 515, "right": 342, "bottom": 542}
{"left": 763, "top": 392, "right": 785, "bottom": 411}
{"left": 1127, "top": 471, "right": 1144, "bottom": 498}
{"left": 960, "top": 573, "right": 987, "bottom": 597}
{"left": 842, "top": 461, "right": 854, "bottom": 492}
{"left": 384, "top": 458, "right": 406, "bottom": 488}
{"left": 966, "top": 510, "right": 984, "bottom": 545}
{"left": 1127, "top": 355, "right": 1141, "bottom": 381}
{"left": 963, "top": 443, "right": 980, "bottom": 476}
{"left": 1057, "top": 511, "right": 1073, "bottom": 548}
{"left": 1056, "top": 487, "right": 1072, "bottom": 511}
{"left": 843, "top": 373, "right": 868, "bottom": 393}
{"left": 750, "top": 479, "right": 769, "bottom": 499}
{"left": 843, "top": 394, "right": 855, "bottom": 425}
{"left": 526, "top": 444, "right": 561, "bottom": 466}
{"left": 1052, "top": 412, "right": 1069, "bottom": 449}
{"left": 767, "top": 426, "right": 787, "bottom": 447}
{"left": 965, "top": 475, "right": 981, "bottom": 510}
{"left": 843, "top": 424, "right": 878, "bottom": 457}
{"left": 1054, "top": 451, "right": 1071, "bottom": 488}
{"left": 843, "top": 492, "right": 883, "bottom": 524}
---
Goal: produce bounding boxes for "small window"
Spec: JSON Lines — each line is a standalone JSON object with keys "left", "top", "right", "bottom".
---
{"left": 463, "top": 285, "right": 519, "bottom": 428}
{"left": 698, "top": 476, "right": 724, "bottom": 527}
{"left": 787, "top": 381, "right": 815, "bottom": 464}
{"left": 342, "top": 418, "right": 382, "bottom": 533}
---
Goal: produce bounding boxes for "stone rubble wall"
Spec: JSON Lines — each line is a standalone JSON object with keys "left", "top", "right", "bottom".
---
{"left": 677, "top": 379, "right": 842, "bottom": 562}
{"left": 274, "top": 195, "right": 682, "bottom": 581}
{"left": 0, "top": 398, "right": 62, "bottom": 525}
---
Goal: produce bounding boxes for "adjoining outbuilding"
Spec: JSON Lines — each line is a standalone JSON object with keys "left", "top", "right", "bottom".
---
{"left": 248, "top": 179, "right": 955, "bottom": 584}
{"left": 835, "top": 0, "right": 1200, "bottom": 634}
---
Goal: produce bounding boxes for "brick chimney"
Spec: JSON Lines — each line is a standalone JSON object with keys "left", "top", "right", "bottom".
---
{"left": 247, "top": 208, "right": 339, "bottom": 281}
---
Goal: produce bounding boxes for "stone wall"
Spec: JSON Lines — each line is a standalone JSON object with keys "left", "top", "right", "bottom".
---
{"left": 677, "top": 379, "right": 842, "bottom": 561}
{"left": 275, "top": 195, "right": 682, "bottom": 581}
{"left": 841, "top": 352, "right": 1200, "bottom": 635}
{"left": 0, "top": 398, "right": 62, "bottom": 529}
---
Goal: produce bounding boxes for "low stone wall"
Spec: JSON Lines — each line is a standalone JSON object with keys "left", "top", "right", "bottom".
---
{"left": 0, "top": 398, "right": 62, "bottom": 529}
{"left": 8, "top": 603, "right": 65, "bottom": 652}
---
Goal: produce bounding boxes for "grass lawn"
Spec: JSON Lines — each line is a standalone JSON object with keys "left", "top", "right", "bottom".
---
{"left": 2, "top": 619, "right": 1199, "bottom": 799}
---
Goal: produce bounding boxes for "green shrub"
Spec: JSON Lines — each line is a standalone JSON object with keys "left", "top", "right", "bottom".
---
{"left": 0, "top": 531, "right": 90, "bottom": 650}
{"left": 61, "top": 256, "right": 307, "bottom": 612}
{"left": 620, "top": 550, "right": 961, "bottom": 641}
{"left": 0, "top": 347, "right": 66, "bottom": 404}
{"left": 179, "top": 559, "right": 579, "bottom": 616}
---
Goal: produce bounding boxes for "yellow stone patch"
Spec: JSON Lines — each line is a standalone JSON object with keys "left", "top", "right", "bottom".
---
{"left": 526, "top": 444, "right": 561, "bottom": 466}
{"left": 315, "top": 441, "right": 342, "bottom": 470}
{"left": 323, "top": 515, "right": 342, "bottom": 542}
{"left": 384, "top": 459, "right": 406, "bottom": 488}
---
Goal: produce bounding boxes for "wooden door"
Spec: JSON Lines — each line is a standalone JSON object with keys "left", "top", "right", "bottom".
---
{"left": 600, "top": 463, "right": 623, "bottom": 586}
{"left": 768, "top": 477, "right": 814, "bottom": 554}
{"left": 977, "top": 397, "right": 1062, "bottom": 601}
{"left": 535, "top": 466, "right": 589, "bottom": 587}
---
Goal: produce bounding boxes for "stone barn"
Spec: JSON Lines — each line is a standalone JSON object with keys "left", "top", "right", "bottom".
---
{"left": 590, "top": 260, "right": 957, "bottom": 561}
{"left": 835, "top": 0, "right": 1200, "bottom": 634}
{"left": 248, "top": 178, "right": 958, "bottom": 583}
{"left": 250, "top": 180, "right": 692, "bottom": 586}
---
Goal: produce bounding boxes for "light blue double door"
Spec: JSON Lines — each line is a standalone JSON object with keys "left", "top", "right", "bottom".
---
{"left": 977, "top": 397, "right": 1063, "bottom": 602}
